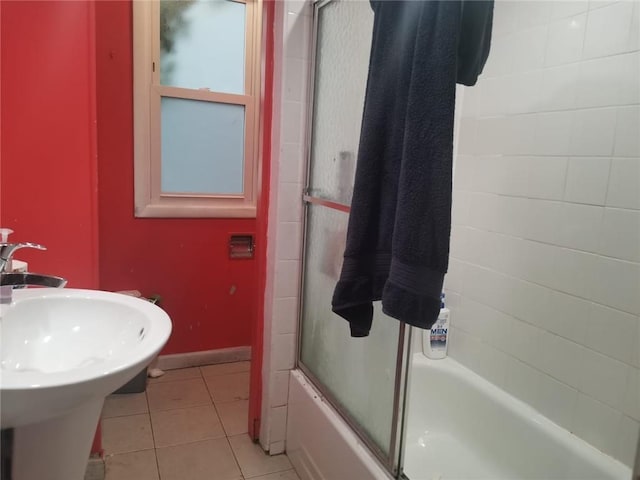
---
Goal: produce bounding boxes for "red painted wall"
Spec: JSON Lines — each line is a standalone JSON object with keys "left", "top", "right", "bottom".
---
{"left": 2, "top": 0, "right": 269, "bottom": 452}
{"left": 1, "top": 0, "right": 102, "bottom": 454}
{"left": 95, "top": 1, "right": 256, "bottom": 355}
{"left": 0, "top": 1, "right": 99, "bottom": 287}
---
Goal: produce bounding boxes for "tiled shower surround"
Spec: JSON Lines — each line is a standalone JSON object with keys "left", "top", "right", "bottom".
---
{"left": 263, "top": 0, "right": 639, "bottom": 468}
{"left": 261, "top": 0, "right": 311, "bottom": 454}
{"left": 448, "top": 0, "right": 639, "bottom": 466}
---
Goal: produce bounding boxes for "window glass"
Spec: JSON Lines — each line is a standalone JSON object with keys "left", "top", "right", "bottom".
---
{"left": 160, "top": 0, "right": 246, "bottom": 94}
{"left": 160, "top": 97, "right": 245, "bottom": 195}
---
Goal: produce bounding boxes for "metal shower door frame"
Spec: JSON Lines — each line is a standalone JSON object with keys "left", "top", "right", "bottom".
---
{"left": 294, "top": 0, "right": 411, "bottom": 476}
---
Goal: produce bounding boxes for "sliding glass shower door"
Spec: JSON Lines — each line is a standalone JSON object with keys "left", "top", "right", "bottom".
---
{"left": 298, "top": 0, "right": 409, "bottom": 474}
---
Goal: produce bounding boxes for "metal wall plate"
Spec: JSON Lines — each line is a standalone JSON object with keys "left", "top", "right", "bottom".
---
{"left": 229, "top": 234, "right": 255, "bottom": 259}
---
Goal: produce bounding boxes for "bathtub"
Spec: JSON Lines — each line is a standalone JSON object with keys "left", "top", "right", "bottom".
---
{"left": 403, "top": 354, "right": 631, "bottom": 480}
{"left": 286, "top": 354, "right": 631, "bottom": 480}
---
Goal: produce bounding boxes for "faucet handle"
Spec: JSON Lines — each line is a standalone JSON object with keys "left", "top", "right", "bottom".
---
{"left": 0, "top": 242, "right": 47, "bottom": 262}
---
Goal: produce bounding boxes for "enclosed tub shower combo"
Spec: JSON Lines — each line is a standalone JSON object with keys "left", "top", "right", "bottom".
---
{"left": 285, "top": 1, "right": 640, "bottom": 479}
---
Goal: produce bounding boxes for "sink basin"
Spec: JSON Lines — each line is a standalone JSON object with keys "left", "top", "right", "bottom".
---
{"left": 1, "top": 288, "right": 172, "bottom": 427}
{"left": 0, "top": 288, "right": 172, "bottom": 479}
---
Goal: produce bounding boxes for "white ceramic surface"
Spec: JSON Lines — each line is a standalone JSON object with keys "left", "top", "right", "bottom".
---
{"left": 403, "top": 354, "right": 630, "bottom": 480}
{"left": 286, "top": 370, "right": 390, "bottom": 480}
{"left": 286, "top": 354, "right": 631, "bottom": 480}
{"left": 1, "top": 288, "right": 172, "bottom": 428}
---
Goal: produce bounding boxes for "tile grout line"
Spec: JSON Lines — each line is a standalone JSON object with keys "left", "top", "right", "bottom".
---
{"left": 105, "top": 364, "right": 296, "bottom": 480}
{"left": 151, "top": 366, "right": 237, "bottom": 480}
{"left": 226, "top": 435, "right": 246, "bottom": 480}
{"left": 143, "top": 390, "right": 164, "bottom": 480}
{"left": 216, "top": 363, "right": 246, "bottom": 480}
{"left": 226, "top": 434, "right": 294, "bottom": 480}
{"left": 197, "top": 367, "right": 232, "bottom": 438}
{"left": 153, "top": 436, "right": 233, "bottom": 451}
{"left": 146, "top": 401, "right": 213, "bottom": 415}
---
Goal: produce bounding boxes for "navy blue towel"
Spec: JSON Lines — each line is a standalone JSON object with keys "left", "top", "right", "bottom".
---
{"left": 332, "top": 0, "right": 493, "bottom": 337}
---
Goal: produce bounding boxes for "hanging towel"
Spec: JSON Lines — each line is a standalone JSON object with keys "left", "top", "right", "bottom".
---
{"left": 332, "top": 0, "right": 494, "bottom": 337}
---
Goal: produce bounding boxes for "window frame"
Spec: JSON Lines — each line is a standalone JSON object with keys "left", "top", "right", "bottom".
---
{"left": 133, "top": 0, "right": 262, "bottom": 218}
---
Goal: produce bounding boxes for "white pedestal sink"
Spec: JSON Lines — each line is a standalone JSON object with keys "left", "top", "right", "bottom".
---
{"left": 0, "top": 288, "right": 172, "bottom": 480}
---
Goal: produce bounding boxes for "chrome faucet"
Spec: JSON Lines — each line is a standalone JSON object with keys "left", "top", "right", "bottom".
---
{"left": 0, "top": 242, "right": 46, "bottom": 273}
{"left": 0, "top": 240, "right": 67, "bottom": 304}
{"left": 1, "top": 272, "right": 68, "bottom": 288}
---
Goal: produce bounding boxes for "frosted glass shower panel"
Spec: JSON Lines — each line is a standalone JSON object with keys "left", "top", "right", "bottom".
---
{"left": 161, "top": 97, "right": 244, "bottom": 195}
{"left": 160, "top": 0, "right": 246, "bottom": 94}
{"left": 300, "top": 205, "right": 400, "bottom": 456}
{"left": 308, "top": 1, "right": 373, "bottom": 205}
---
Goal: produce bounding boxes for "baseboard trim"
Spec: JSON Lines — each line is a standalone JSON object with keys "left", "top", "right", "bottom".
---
{"left": 154, "top": 346, "right": 251, "bottom": 371}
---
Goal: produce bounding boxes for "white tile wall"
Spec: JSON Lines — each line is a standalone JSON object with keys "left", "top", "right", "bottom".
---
{"left": 533, "top": 113, "right": 573, "bottom": 156}
{"left": 274, "top": 260, "right": 301, "bottom": 298}
{"left": 504, "top": 356, "right": 544, "bottom": 405}
{"left": 270, "top": 405, "right": 288, "bottom": 443}
{"left": 584, "top": 303, "right": 638, "bottom": 365}
{"left": 545, "top": 14, "right": 587, "bottom": 67}
{"left": 598, "top": 208, "right": 640, "bottom": 262}
{"left": 449, "top": 0, "right": 640, "bottom": 467}
{"left": 590, "top": 256, "right": 640, "bottom": 314}
{"left": 515, "top": 1, "right": 552, "bottom": 29}
{"left": 528, "top": 157, "right": 569, "bottom": 199}
{"left": 271, "top": 371, "right": 290, "bottom": 408}
{"left": 280, "top": 143, "right": 305, "bottom": 183}
{"left": 607, "top": 158, "right": 640, "bottom": 209}
{"left": 582, "top": 1, "right": 638, "bottom": 59}
{"left": 273, "top": 297, "right": 298, "bottom": 335}
{"left": 540, "top": 63, "right": 579, "bottom": 111}
{"left": 261, "top": 0, "right": 312, "bottom": 454}
{"left": 272, "top": 333, "right": 296, "bottom": 371}
{"left": 536, "top": 373, "right": 579, "bottom": 430}
{"left": 276, "top": 222, "right": 303, "bottom": 261}
{"left": 614, "top": 106, "right": 640, "bottom": 157}
{"left": 564, "top": 157, "right": 610, "bottom": 205}
{"left": 538, "top": 290, "right": 590, "bottom": 344}
{"left": 282, "top": 101, "right": 304, "bottom": 144}
{"left": 557, "top": 203, "right": 603, "bottom": 252}
{"left": 622, "top": 368, "right": 640, "bottom": 419}
{"left": 551, "top": 1, "right": 589, "bottom": 20}
{"left": 576, "top": 54, "right": 638, "bottom": 108}
{"left": 573, "top": 394, "right": 623, "bottom": 458}
{"left": 617, "top": 416, "right": 640, "bottom": 467}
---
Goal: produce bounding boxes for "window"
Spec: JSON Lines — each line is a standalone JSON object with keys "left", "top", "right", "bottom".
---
{"left": 133, "top": 0, "right": 262, "bottom": 218}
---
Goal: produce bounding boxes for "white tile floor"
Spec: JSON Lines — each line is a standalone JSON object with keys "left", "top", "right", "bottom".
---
{"left": 101, "top": 362, "right": 299, "bottom": 480}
